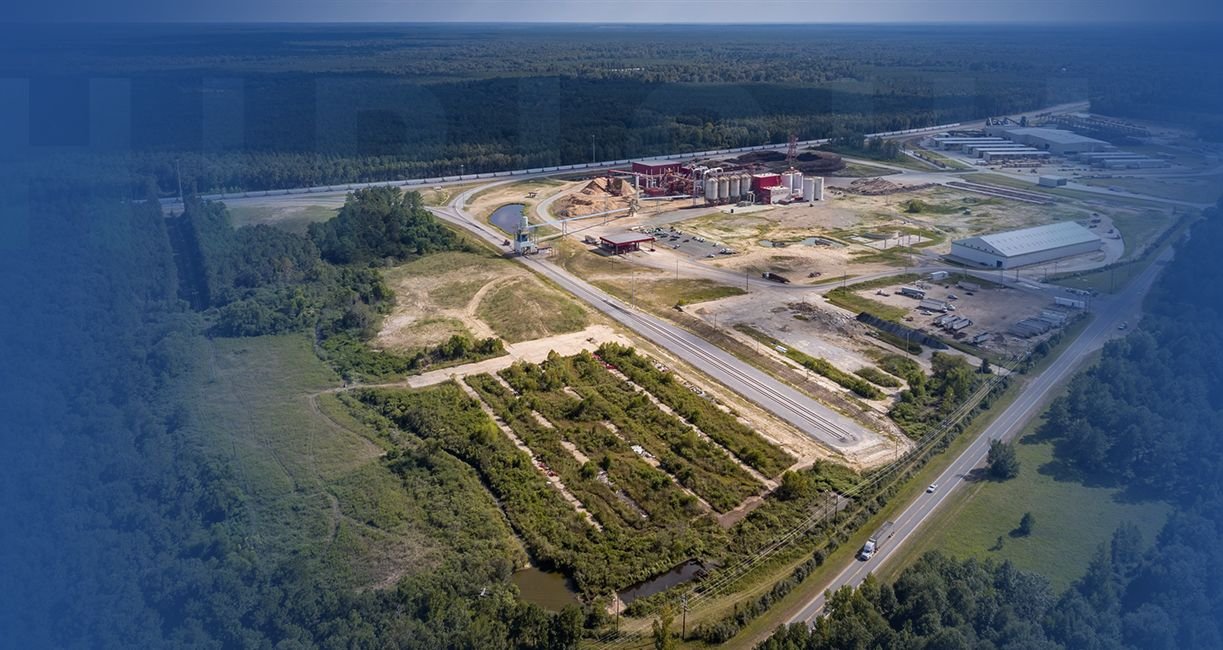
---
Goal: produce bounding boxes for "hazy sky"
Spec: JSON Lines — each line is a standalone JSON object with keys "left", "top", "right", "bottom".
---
{"left": 4, "top": 0, "right": 1220, "bottom": 23}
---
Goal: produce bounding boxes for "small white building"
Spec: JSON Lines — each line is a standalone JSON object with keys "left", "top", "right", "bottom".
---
{"left": 950, "top": 222, "right": 1103, "bottom": 269}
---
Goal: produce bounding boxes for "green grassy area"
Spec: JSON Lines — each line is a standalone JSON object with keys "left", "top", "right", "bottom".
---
{"left": 1108, "top": 208, "right": 1177, "bottom": 257}
{"left": 891, "top": 431, "right": 1169, "bottom": 592}
{"left": 1052, "top": 215, "right": 1192, "bottom": 295}
{"left": 847, "top": 246, "right": 923, "bottom": 267}
{"left": 833, "top": 161, "right": 905, "bottom": 177}
{"left": 382, "top": 250, "right": 591, "bottom": 345}
{"left": 962, "top": 173, "right": 1175, "bottom": 210}
{"left": 477, "top": 277, "right": 589, "bottom": 343}
{"left": 736, "top": 325, "right": 885, "bottom": 400}
{"left": 825, "top": 287, "right": 909, "bottom": 321}
{"left": 819, "top": 145, "right": 930, "bottom": 172}
{"left": 418, "top": 182, "right": 479, "bottom": 206}
{"left": 909, "top": 149, "right": 972, "bottom": 171}
{"left": 1080, "top": 173, "right": 1223, "bottom": 204}
{"left": 594, "top": 277, "right": 746, "bottom": 311}
{"left": 227, "top": 204, "right": 339, "bottom": 235}
{"left": 183, "top": 333, "right": 517, "bottom": 588}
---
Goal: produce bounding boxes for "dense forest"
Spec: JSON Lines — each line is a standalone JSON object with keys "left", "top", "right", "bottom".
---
{"left": 759, "top": 202, "right": 1223, "bottom": 650}
{"left": 5, "top": 24, "right": 1221, "bottom": 195}
{"left": 0, "top": 170, "right": 583, "bottom": 647}
{"left": 171, "top": 185, "right": 505, "bottom": 379}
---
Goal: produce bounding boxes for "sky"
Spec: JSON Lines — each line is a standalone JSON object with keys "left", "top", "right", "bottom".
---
{"left": 3, "top": 0, "right": 1221, "bottom": 23}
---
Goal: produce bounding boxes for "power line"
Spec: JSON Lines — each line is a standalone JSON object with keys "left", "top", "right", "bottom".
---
{"left": 587, "top": 352, "right": 1024, "bottom": 649}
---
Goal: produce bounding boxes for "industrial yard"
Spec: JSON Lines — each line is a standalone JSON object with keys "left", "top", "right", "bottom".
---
{"left": 177, "top": 101, "right": 1218, "bottom": 646}
{"left": 458, "top": 112, "right": 1207, "bottom": 479}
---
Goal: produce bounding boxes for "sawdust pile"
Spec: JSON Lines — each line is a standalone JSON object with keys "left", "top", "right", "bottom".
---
{"left": 555, "top": 176, "right": 635, "bottom": 218}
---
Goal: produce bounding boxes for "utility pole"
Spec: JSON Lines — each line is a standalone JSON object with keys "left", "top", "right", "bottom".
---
{"left": 676, "top": 258, "right": 679, "bottom": 280}
{"left": 591, "top": 135, "right": 596, "bottom": 165}
{"left": 682, "top": 595, "right": 688, "bottom": 640}
{"left": 744, "top": 269, "right": 749, "bottom": 292}
{"left": 175, "top": 159, "right": 184, "bottom": 204}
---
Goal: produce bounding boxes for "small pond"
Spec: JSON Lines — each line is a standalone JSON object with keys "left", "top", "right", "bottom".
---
{"left": 512, "top": 566, "right": 580, "bottom": 612}
{"left": 618, "top": 560, "right": 705, "bottom": 605}
{"left": 490, "top": 203, "right": 527, "bottom": 234}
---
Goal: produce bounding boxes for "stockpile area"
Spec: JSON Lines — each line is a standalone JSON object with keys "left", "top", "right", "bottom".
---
{"left": 839, "top": 177, "right": 936, "bottom": 196}
{"left": 725, "top": 150, "right": 845, "bottom": 175}
{"left": 554, "top": 176, "right": 636, "bottom": 219}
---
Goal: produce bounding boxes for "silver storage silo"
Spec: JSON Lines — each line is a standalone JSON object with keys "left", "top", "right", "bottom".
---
{"left": 802, "top": 177, "right": 816, "bottom": 202}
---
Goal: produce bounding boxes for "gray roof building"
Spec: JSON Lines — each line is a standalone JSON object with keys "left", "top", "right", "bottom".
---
{"left": 950, "top": 222, "right": 1103, "bottom": 269}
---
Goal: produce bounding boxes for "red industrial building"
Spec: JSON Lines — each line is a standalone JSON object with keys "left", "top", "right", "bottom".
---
{"left": 631, "top": 159, "right": 686, "bottom": 176}
{"left": 750, "top": 173, "right": 782, "bottom": 193}
{"left": 599, "top": 232, "right": 655, "bottom": 254}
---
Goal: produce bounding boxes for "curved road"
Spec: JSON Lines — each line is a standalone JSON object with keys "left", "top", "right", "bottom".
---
{"left": 431, "top": 184, "right": 881, "bottom": 452}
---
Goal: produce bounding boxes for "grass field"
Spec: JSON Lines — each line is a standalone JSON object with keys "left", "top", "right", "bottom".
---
{"left": 227, "top": 204, "right": 339, "bottom": 234}
{"left": 1053, "top": 214, "right": 1192, "bottom": 295}
{"left": 381, "top": 250, "right": 590, "bottom": 347}
{"left": 825, "top": 286, "right": 909, "bottom": 321}
{"left": 834, "top": 161, "right": 905, "bottom": 177}
{"left": 183, "top": 333, "right": 522, "bottom": 589}
{"left": 1080, "top": 173, "right": 1223, "bottom": 204}
{"left": 962, "top": 172, "right": 1176, "bottom": 210}
{"left": 593, "top": 276, "right": 746, "bottom": 311}
{"left": 477, "top": 277, "right": 588, "bottom": 343}
{"left": 910, "top": 149, "right": 973, "bottom": 171}
{"left": 890, "top": 426, "right": 1169, "bottom": 592}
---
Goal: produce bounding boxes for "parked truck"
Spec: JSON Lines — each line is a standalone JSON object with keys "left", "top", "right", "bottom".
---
{"left": 762, "top": 271, "right": 792, "bottom": 284}
{"left": 857, "top": 521, "right": 896, "bottom": 561}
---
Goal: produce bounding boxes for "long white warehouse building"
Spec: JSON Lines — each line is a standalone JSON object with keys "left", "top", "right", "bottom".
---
{"left": 950, "top": 221, "right": 1102, "bottom": 269}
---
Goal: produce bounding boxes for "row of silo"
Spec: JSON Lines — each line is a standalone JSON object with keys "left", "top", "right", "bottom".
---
{"left": 802, "top": 176, "right": 824, "bottom": 201}
{"left": 781, "top": 170, "right": 802, "bottom": 196}
{"left": 703, "top": 172, "right": 752, "bottom": 203}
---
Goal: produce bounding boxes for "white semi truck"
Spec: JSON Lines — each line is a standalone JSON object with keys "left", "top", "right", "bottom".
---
{"left": 857, "top": 521, "right": 896, "bottom": 561}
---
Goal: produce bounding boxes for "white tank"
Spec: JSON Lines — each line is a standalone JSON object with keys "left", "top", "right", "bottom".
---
{"left": 802, "top": 177, "right": 816, "bottom": 202}
{"left": 729, "top": 175, "right": 741, "bottom": 198}
{"left": 812, "top": 176, "right": 824, "bottom": 201}
{"left": 786, "top": 171, "right": 801, "bottom": 194}
{"left": 704, "top": 177, "right": 718, "bottom": 201}
{"left": 719, "top": 176, "right": 729, "bottom": 200}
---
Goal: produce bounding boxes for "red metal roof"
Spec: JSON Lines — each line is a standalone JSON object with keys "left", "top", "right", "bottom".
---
{"left": 599, "top": 232, "right": 656, "bottom": 245}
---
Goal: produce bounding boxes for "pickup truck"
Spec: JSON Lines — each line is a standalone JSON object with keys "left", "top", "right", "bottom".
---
{"left": 857, "top": 521, "right": 896, "bottom": 561}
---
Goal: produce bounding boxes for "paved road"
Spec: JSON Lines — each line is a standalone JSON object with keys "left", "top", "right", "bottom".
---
{"left": 786, "top": 245, "right": 1172, "bottom": 624}
{"left": 431, "top": 186, "right": 881, "bottom": 452}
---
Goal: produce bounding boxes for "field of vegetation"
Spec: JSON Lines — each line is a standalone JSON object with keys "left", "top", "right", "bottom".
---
{"left": 350, "top": 345, "right": 871, "bottom": 602}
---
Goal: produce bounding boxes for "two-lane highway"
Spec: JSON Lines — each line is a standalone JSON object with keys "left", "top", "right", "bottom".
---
{"left": 786, "top": 245, "right": 1172, "bottom": 624}
{"left": 431, "top": 185, "right": 885, "bottom": 454}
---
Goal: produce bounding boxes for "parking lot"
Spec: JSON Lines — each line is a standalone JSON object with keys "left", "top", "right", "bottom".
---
{"left": 637, "top": 224, "right": 738, "bottom": 260}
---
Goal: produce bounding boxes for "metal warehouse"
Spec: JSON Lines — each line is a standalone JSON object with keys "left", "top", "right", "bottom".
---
{"left": 950, "top": 221, "right": 1102, "bottom": 269}
{"left": 985, "top": 126, "right": 1111, "bottom": 155}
